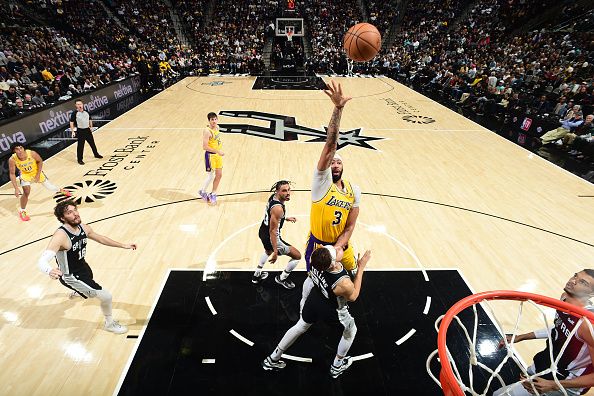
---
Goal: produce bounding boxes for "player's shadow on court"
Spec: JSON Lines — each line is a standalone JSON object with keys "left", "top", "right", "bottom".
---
{"left": 81, "top": 299, "right": 151, "bottom": 329}
{"left": 0, "top": 296, "right": 93, "bottom": 331}
{"left": 146, "top": 188, "right": 197, "bottom": 202}
{"left": 0, "top": 296, "right": 150, "bottom": 334}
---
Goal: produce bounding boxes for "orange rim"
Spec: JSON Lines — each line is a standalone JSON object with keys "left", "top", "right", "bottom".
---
{"left": 437, "top": 290, "right": 594, "bottom": 396}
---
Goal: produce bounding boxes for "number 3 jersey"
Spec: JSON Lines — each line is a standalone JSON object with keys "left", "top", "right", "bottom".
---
{"left": 55, "top": 225, "right": 89, "bottom": 275}
{"left": 306, "top": 167, "right": 361, "bottom": 271}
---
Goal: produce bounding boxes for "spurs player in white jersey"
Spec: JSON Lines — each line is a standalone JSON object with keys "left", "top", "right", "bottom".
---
{"left": 495, "top": 270, "right": 594, "bottom": 395}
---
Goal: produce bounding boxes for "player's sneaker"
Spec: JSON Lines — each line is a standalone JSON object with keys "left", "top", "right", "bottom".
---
{"left": 18, "top": 210, "right": 30, "bottom": 221}
{"left": 209, "top": 193, "right": 217, "bottom": 205}
{"left": 275, "top": 274, "right": 295, "bottom": 289}
{"left": 199, "top": 190, "right": 209, "bottom": 201}
{"left": 252, "top": 271, "right": 269, "bottom": 284}
{"left": 68, "top": 291, "right": 80, "bottom": 299}
{"left": 59, "top": 188, "right": 72, "bottom": 197}
{"left": 330, "top": 356, "right": 353, "bottom": 378}
{"left": 262, "top": 356, "right": 286, "bottom": 371}
{"left": 104, "top": 320, "right": 128, "bottom": 334}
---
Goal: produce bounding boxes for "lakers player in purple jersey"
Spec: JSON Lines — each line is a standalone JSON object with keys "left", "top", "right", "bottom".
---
{"left": 495, "top": 270, "right": 594, "bottom": 395}
{"left": 37, "top": 200, "right": 137, "bottom": 334}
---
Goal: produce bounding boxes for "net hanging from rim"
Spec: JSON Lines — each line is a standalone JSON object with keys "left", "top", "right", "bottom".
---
{"left": 426, "top": 291, "right": 594, "bottom": 396}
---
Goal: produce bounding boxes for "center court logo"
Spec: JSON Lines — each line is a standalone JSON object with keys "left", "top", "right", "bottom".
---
{"left": 54, "top": 180, "right": 117, "bottom": 204}
{"left": 218, "top": 110, "right": 383, "bottom": 150}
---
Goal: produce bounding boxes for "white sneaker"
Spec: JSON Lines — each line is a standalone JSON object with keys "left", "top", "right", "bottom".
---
{"left": 104, "top": 320, "right": 128, "bottom": 334}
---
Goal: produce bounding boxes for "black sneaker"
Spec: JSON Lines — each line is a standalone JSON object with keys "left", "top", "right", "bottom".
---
{"left": 78, "top": 160, "right": 85, "bottom": 165}
{"left": 252, "top": 271, "right": 269, "bottom": 284}
{"left": 330, "top": 357, "right": 353, "bottom": 378}
{"left": 94, "top": 154, "right": 104, "bottom": 159}
{"left": 275, "top": 274, "right": 295, "bottom": 289}
{"left": 262, "top": 356, "right": 286, "bottom": 371}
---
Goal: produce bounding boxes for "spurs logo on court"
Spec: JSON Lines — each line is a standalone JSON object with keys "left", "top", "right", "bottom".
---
{"left": 202, "top": 81, "right": 231, "bottom": 86}
{"left": 54, "top": 179, "right": 117, "bottom": 204}
{"left": 402, "top": 115, "right": 436, "bottom": 124}
{"left": 383, "top": 98, "right": 436, "bottom": 124}
{"left": 218, "top": 110, "right": 383, "bottom": 150}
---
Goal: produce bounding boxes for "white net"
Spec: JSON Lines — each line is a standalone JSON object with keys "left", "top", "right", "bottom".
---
{"left": 426, "top": 296, "right": 594, "bottom": 396}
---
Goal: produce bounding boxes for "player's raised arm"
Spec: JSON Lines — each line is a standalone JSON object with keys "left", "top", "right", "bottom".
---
{"left": 318, "top": 81, "right": 352, "bottom": 171}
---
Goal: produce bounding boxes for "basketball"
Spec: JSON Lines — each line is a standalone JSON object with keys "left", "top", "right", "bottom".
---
{"left": 343, "top": 23, "right": 382, "bottom": 62}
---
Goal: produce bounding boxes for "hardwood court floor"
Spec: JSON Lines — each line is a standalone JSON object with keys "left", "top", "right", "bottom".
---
{"left": 1, "top": 76, "right": 594, "bottom": 395}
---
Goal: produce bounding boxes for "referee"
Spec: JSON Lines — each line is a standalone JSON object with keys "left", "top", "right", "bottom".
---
{"left": 70, "top": 99, "right": 103, "bottom": 165}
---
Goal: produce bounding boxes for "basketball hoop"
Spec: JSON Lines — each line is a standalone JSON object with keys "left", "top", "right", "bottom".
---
{"left": 428, "top": 290, "right": 594, "bottom": 396}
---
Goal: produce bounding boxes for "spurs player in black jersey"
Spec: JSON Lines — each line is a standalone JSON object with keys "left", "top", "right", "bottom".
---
{"left": 262, "top": 245, "right": 371, "bottom": 378}
{"left": 495, "top": 270, "right": 594, "bottom": 395}
{"left": 37, "top": 200, "right": 137, "bottom": 334}
{"left": 252, "top": 180, "right": 301, "bottom": 289}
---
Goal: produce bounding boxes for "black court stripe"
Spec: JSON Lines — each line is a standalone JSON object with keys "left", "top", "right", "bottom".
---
{"left": 578, "top": 195, "right": 594, "bottom": 198}
{"left": 1, "top": 189, "right": 593, "bottom": 256}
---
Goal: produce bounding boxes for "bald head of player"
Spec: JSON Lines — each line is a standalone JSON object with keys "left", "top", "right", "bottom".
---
{"left": 331, "top": 153, "right": 343, "bottom": 183}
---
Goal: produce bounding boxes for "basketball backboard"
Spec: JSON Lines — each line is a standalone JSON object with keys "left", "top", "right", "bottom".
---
{"left": 275, "top": 18, "right": 304, "bottom": 36}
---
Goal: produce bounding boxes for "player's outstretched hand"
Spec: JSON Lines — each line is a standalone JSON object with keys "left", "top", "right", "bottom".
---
{"left": 323, "top": 80, "right": 352, "bottom": 109}
{"left": 286, "top": 217, "right": 297, "bottom": 223}
{"left": 125, "top": 244, "right": 138, "bottom": 250}
{"left": 357, "top": 250, "right": 371, "bottom": 270}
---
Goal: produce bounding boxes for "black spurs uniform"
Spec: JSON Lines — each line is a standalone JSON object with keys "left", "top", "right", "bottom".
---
{"left": 259, "top": 194, "right": 292, "bottom": 254}
{"left": 302, "top": 265, "right": 353, "bottom": 326}
{"left": 56, "top": 225, "right": 102, "bottom": 298}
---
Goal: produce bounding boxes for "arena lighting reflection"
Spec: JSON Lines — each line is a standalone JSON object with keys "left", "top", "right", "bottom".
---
{"left": 517, "top": 279, "right": 538, "bottom": 293}
{"left": 366, "top": 224, "right": 387, "bottom": 234}
{"left": 27, "top": 285, "right": 43, "bottom": 299}
{"left": 3, "top": 311, "right": 18, "bottom": 323}
{"left": 477, "top": 339, "right": 498, "bottom": 357}
{"left": 63, "top": 342, "right": 93, "bottom": 363}
{"left": 179, "top": 224, "right": 199, "bottom": 234}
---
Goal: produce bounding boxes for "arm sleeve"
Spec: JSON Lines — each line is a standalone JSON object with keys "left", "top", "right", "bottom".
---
{"left": 312, "top": 168, "right": 332, "bottom": 202}
{"left": 69, "top": 111, "right": 76, "bottom": 124}
{"left": 37, "top": 250, "right": 56, "bottom": 274}
{"left": 352, "top": 184, "right": 362, "bottom": 208}
{"left": 533, "top": 327, "right": 554, "bottom": 339}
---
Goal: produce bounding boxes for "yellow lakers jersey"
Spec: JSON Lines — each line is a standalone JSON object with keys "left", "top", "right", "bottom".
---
{"left": 310, "top": 179, "right": 355, "bottom": 243}
{"left": 12, "top": 150, "right": 38, "bottom": 177}
{"left": 207, "top": 127, "right": 222, "bottom": 152}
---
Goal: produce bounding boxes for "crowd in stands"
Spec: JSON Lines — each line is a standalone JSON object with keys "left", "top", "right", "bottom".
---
{"left": 191, "top": 0, "right": 271, "bottom": 74}
{"left": 373, "top": 0, "right": 594, "bottom": 163}
{"left": 0, "top": 25, "right": 135, "bottom": 120}
{"left": 366, "top": 0, "right": 398, "bottom": 39}
{"left": 174, "top": 0, "right": 206, "bottom": 43}
{"left": 2, "top": 0, "right": 594, "bottom": 168}
{"left": 110, "top": 0, "right": 178, "bottom": 52}
{"left": 303, "top": 0, "right": 362, "bottom": 74}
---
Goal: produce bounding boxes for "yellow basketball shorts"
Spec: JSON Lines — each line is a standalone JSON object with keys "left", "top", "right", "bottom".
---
{"left": 204, "top": 152, "right": 223, "bottom": 171}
